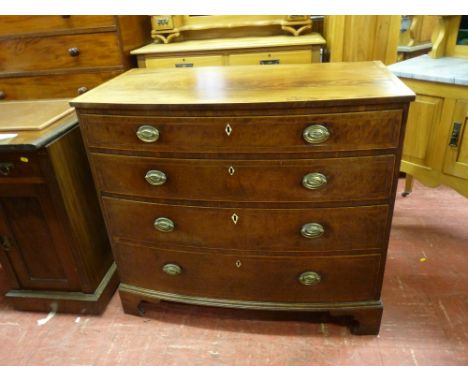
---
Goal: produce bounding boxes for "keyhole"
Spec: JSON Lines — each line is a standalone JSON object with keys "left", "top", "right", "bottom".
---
{"left": 225, "top": 123, "right": 233, "bottom": 136}
{"left": 235, "top": 260, "right": 242, "bottom": 268}
{"left": 228, "top": 166, "right": 235, "bottom": 175}
{"left": 231, "top": 213, "right": 239, "bottom": 224}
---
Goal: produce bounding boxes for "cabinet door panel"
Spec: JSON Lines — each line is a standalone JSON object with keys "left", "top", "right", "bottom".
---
{"left": 402, "top": 94, "right": 443, "bottom": 170}
{"left": 0, "top": 187, "right": 80, "bottom": 291}
{"left": 443, "top": 99, "right": 468, "bottom": 181}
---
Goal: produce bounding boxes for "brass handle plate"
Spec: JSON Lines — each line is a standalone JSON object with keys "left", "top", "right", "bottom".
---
{"left": 162, "top": 263, "right": 182, "bottom": 276}
{"left": 0, "top": 162, "right": 14, "bottom": 176}
{"left": 302, "top": 172, "right": 327, "bottom": 190}
{"left": 145, "top": 170, "right": 166, "bottom": 186}
{"left": 260, "top": 59, "right": 280, "bottom": 65}
{"left": 298, "top": 271, "right": 321, "bottom": 286}
{"left": 303, "top": 125, "right": 330, "bottom": 144}
{"left": 154, "top": 217, "right": 174, "bottom": 232}
{"left": 136, "top": 125, "right": 160, "bottom": 143}
{"left": 301, "top": 223, "right": 324, "bottom": 239}
{"left": 449, "top": 122, "right": 462, "bottom": 147}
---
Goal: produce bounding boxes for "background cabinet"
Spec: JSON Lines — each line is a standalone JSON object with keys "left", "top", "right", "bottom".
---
{"left": 0, "top": 15, "right": 150, "bottom": 100}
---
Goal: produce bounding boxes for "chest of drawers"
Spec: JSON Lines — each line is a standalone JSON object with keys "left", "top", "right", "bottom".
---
{"left": 0, "top": 16, "right": 150, "bottom": 100}
{"left": 71, "top": 62, "right": 414, "bottom": 334}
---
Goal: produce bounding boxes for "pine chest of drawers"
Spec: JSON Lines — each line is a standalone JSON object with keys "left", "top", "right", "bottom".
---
{"left": 71, "top": 62, "right": 415, "bottom": 334}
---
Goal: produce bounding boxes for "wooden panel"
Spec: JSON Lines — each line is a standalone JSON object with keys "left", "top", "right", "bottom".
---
{"left": 0, "top": 16, "right": 116, "bottom": 36}
{"left": 402, "top": 94, "right": 443, "bottom": 170}
{"left": 80, "top": 110, "right": 402, "bottom": 155}
{"left": 228, "top": 50, "right": 311, "bottom": 65}
{"left": 47, "top": 127, "right": 112, "bottom": 292}
{"left": 92, "top": 154, "right": 395, "bottom": 204}
{"left": 0, "top": 32, "right": 122, "bottom": 72}
{"left": 144, "top": 55, "right": 223, "bottom": 69}
{"left": 443, "top": 99, "right": 468, "bottom": 180}
{"left": 0, "top": 70, "right": 122, "bottom": 100}
{"left": 114, "top": 241, "right": 381, "bottom": 303}
{"left": 0, "top": 189, "right": 80, "bottom": 291}
{"left": 103, "top": 197, "right": 389, "bottom": 252}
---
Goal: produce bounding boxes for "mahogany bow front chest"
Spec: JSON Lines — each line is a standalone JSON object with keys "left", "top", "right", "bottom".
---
{"left": 71, "top": 62, "right": 414, "bottom": 334}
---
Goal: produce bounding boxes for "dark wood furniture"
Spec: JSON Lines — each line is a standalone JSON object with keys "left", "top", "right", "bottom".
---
{"left": 71, "top": 62, "right": 414, "bottom": 334}
{"left": 0, "top": 100, "right": 117, "bottom": 313}
{"left": 0, "top": 16, "right": 150, "bottom": 100}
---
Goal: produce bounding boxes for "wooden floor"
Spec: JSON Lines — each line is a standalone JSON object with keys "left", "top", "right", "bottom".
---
{"left": 0, "top": 179, "right": 467, "bottom": 365}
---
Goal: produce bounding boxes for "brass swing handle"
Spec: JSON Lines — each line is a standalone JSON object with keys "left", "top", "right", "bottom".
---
{"left": 449, "top": 122, "right": 462, "bottom": 148}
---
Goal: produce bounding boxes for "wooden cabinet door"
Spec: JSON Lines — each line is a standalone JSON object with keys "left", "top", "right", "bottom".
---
{"left": 401, "top": 94, "right": 444, "bottom": 172}
{"left": 443, "top": 99, "right": 468, "bottom": 181}
{"left": 0, "top": 185, "right": 81, "bottom": 291}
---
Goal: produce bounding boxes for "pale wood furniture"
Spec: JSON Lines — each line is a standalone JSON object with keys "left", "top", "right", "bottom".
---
{"left": 150, "top": 15, "right": 313, "bottom": 44}
{"left": 132, "top": 34, "right": 325, "bottom": 68}
{"left": 397, "top": 16, "right": 437, "bottom": 61}
{"left": 71, "top": 62, "right": 414, "bottom": 335}
{"left": 323, "top": 16, "right": 400, "bottom": 65}
{"left": 390, "top": 15, "right": 468, "bottom": 197}
{"left": 0, "top": 16, "right": 150, "bottom": 100}
{"left": 0, "top": 100, "right": 117, "bottom": 313}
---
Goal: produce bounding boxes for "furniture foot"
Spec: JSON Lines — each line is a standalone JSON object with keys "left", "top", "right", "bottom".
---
{"left": 402, "top": 174, "right": 414, "bottom": 197}
{"left": 350, "top": 307, "right": 383, "bottom": 335}
{"left": 119, "top": 289, "right": 145, "bottom": 316}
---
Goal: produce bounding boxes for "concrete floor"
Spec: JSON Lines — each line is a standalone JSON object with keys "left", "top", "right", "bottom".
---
{"left": 0, "top": 179, "right": 467, "bottom": 365}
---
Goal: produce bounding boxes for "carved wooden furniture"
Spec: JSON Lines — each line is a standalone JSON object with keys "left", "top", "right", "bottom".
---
{"left": 0, "top": 100, "right": 117, "bottom": 313}
{"left": 0, "top": 15, "right": 150, "bottom": 100}
{"left": 323, "top": 16, "right": 401, "bottom": 65}
{"left": 397, "top": 16, "right": 436, "bottom": 61}
{"left": 390, "top": 16, "right": 468, "bottom": 197}
{"left": 150, "top": 16, "right": 313, "bottom": 44}
{"left": 71, "top": 62, "right": 414, "bottom": 334}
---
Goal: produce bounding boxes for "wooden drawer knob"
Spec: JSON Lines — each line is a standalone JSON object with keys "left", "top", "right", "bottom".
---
{"left": 303, "top": 124, "right": 330, "bottom": 144}
{"left": 77, "top": 86, "right": 88, "bottom": 95}
{"left": 0, "top": 162, "right": 14, "bottom": 176}
{"left": 298, "top": 271, "right": 321, "bottom": 286}
{"left": 136, "top": 125, "right": 160, "bottom": 142}
{"left": 162, "top": 263, "right": 182, "bottom": 276}
{"left": 68, "top": 47, "right": 80, "bottom": 57}
{"left": 302, "top": 172, "right": 327, "bottom": 190}
{"left": 154, "top": 217, "right": 174, "bottom": 232}
{"left": 145, "top": 170, "right": 167, "bottom": 186}
{"left": 300, "top": 223, "right": 324, "bottom": 239}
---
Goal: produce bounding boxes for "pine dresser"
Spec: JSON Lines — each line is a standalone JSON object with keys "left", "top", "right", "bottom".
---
{"left": 71, "top": 62, "right": 415, "bottom": 334}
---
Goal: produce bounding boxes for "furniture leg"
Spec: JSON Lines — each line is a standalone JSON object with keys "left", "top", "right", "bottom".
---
{"left": 402, "top": 173, "right": 414, "bottom": 197}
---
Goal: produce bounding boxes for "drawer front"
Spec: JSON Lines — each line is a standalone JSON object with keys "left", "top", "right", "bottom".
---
{"left": 0, "top": 152, "right": 43, "bottom": 182}
{"left": 0, "top": 16, "right": 116, "bottom": 36}
{"left": 80, "top": 110, "right": 402, "bottom": 154}
{"left": 228, "top": 49, "right": 312, "bottom": 65}
{"left": 0, "top": 70, "right": 121, "bottom": 100}
{"left": 114, "top": 241, "right": 381, "bottom": 303}
{"left": 144, "top": 55, "right": 224, "bottom": 69}
{"left": 103, "top": 198, "right": 389, "bottom": 252}
{"left": 93, "top": 154, "right": 395, "bottom": 203}
{"left": 0, "top": 32, "right": 122, "bottom": 72}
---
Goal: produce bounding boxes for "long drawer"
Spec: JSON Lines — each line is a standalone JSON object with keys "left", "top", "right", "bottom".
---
{"left": 0, "top": 152, "right": 43, "bottom": 182}
{"left": 0, "top": 32, "right": 122, "bottom": 72}
{"left": 144, "top": 55, "right": 224, "bottom": 69}
{"left": 114, "top": 241, "right": 381, "bottom": 303}
{"left": 80, "top": 110, "right": 402, "bottom": 154}
{"left": 0, "top": 70, "right": 122, "bottom": 100}
{"left": 103, "top": 197, "right": 389, "bottom": 252}
{"left": 93, "top": 154, "right": 395, "bottom": 203}
{"left": 0, "top": 16, "right": 115, "bottom": 36}
{"left": 228, "top": 49, "right": 312, "bottom": 65}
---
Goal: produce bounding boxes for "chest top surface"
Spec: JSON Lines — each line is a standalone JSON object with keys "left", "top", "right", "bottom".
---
{"left": 70, "top": 61, "right": 415, "bottom": 112}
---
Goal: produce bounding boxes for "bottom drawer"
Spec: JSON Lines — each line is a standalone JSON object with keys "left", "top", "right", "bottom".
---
{"left": 114, "top": 241, "right": 382, "bottom": 303}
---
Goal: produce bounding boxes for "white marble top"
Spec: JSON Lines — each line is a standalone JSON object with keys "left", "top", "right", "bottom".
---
{"left": 389, "top": 54, "right": 468, "bottom": 86}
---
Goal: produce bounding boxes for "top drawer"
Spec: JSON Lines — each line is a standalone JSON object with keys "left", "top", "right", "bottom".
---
{"left": 0, "top": 16, "right": 115, "bottom": 36}
{"left": 80, "top": 110, "right": 402, "bottom": 155}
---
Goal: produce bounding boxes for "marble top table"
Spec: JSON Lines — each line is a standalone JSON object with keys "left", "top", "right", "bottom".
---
{"left": 389, "top": 54, "right": 468, "bottom": 86}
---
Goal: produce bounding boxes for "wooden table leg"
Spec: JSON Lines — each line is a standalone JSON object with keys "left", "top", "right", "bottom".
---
{"left": 402, "top": 174, "right": 414, "bottom": 197}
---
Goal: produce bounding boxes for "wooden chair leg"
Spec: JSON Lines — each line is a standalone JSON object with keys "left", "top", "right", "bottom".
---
{"left": 402, "top": 174, "right": 414, "bottom": 197}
